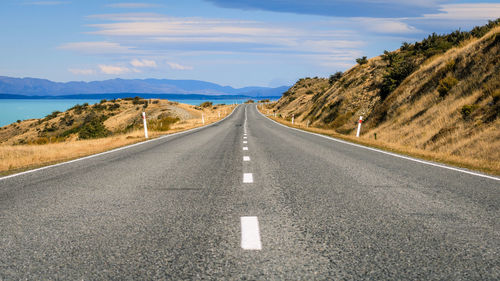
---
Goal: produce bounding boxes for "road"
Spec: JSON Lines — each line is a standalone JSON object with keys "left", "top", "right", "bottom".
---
{"left": 1, "top": 104, "right": 499, "bottom": 280}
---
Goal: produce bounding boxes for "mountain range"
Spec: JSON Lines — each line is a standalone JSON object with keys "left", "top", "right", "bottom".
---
{"left": 0, "top": 76, "right": 289, "bottom": 97}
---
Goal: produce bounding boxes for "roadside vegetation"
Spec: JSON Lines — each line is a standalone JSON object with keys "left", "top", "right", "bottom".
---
{"left": 0, "top": 98, "right": 235, "bottom": 175}
{"left": 269, "top": 19, "right": 500, "bottom": 175}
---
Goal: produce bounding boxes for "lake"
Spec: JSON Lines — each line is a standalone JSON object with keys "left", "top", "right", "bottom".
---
{"left": 0, "top": 98, "right": 254, "bottom": 127}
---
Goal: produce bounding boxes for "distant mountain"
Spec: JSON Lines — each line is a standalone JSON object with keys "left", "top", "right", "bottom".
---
{"left": 0, "top": 76, "right": 289, "bottom": 97}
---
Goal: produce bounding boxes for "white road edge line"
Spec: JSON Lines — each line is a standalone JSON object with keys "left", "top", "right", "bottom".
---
{"left": 243, "top": 173, "right": 253, "bottom": 183}
{"left": 0, "top": 105, "right": 242, "bottom": 181}
{"left": 243, "top": 156, "right": 251, "bottom": 161}
{"left": 256, "top": 105, "right": 500, "bottom": 181}
{"left": 241, "top": 216, "right": 262, "bottom": 250}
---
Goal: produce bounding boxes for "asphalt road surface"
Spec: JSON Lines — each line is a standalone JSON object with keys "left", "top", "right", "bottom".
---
{"left": 1, "top": 104, "right": 499, "bottom": 280}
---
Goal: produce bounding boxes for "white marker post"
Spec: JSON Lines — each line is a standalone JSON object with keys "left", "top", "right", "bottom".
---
{"left": 356, "top": 116, "right": 363, "bottom": 137}
{"left": 218, "top": 111, "right": 221, "bottom": 118}
{"left": 142, "top": 112, "right": 148, "bottom": 139}
{"left": 291, "top": 114, "right": 294, "bottom": 125}
{"left": 202, "top": 113, "right": 205, "bottom": 125}
{"left": 307, "top": 120, "right": 310, "bottom": 128}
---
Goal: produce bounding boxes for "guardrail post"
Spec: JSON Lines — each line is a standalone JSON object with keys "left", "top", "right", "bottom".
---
{"left": 356, "top": 116, "right": 363, "bottom": 137}
{"left": 142, "top": 112, "right": 148, "bottom": 139}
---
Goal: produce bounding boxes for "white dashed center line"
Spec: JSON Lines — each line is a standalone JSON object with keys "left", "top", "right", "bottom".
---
{"left": 241, "top": 216, "right": 262, "bottom": 250}
{"left": 243, "top": 173, "right": 253, "bottom": 183}
{"left": 243, "top": 141, "right": 248, "bottom": 144}
{"left": 243, "top": 156, "right": 250, "bottom": 161}
{"left": 243, "top": 147, "right": 248, "bottom": 150}
{"left": 243, "top": 136, "right": 247, "bottom": 139}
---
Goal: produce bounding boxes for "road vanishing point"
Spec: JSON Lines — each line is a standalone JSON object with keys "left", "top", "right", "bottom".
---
{"left": 1, "top": 105, "right": 499, "bottom": 280}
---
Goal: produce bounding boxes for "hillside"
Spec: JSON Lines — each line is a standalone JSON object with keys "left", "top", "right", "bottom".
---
{"left": 0, "top": 76, "right": 288, "bottom": 97}
{"left": 271, "top": 20, "right": 500, "bottom": 168}
{"left": 0, "top": 98, "right": 228, "bottom": 145}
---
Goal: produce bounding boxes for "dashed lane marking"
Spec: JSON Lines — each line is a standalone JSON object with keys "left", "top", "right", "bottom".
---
{"left": 241, "top": 216, "right": 262, "bottom": 250}
{"left": 243, "top": 156, "right": 250, "bottom": 161}
{"left": 243, "top": 173, "right": 253, "bottom": 183}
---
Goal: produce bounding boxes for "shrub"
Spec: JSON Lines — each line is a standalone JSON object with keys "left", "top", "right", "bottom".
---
{"left": 492, "top": 89, "right": 500, "bottom": 104}
{"left": 108, "top": 103, "right": 120, "bottom": 110}
{"left": 438, "top": 76, "right": 459, "bottom": 97}
{"left": 100, "top": 99, "right": 107, "bottom": 104}
{"left": 259, "top": 99, "right": 270, "bottom": 103}
{"left": 200, "top": 101, "right": 213, "bottom": 108}
{"left": 132, "top": 96, "right": 146, "bottom": 105}
{"left": 245, "top": 99, "right": 254, "bottom": 104}
{"left": 78, "top": 120, "right": 110, "bottom": 139}
{"left": 329, "top": 71, "right": 343, "bottom": 84}
{"left": 44, "top": 111, "right": 61, "bottom": 120}
{"left": 460, "top": 104, "right": 479, "bottom": 120}
{"left": 93, "top": 103, "right": 107, "bottom": 110}
{"left": 70, "top": 104, "right": 84, "bottom": 114}
{"left": 379, "top": 57, "right": 416, "bottom": 100}
{"left": 306, "top": 90, "right": 314, "bottom": 95}
{"left": 148, "top": 116, "right": 180, "bottom": 131}
{"left": 356, "top": 56, "right": 368, "bottom": 65}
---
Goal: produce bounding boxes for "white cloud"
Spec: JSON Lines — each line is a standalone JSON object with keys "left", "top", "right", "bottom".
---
{"left": 58, "top": 41, "right": 137, "bottom": 55}
{"left": 167, "top": 62, "right": 193, "bottom": 70}
{"left": 106, "top": 3, "right": 159, "bottom": 8}
{"left": 130, "top": 58, "right": 157, "bottom": 68}
{"left": 68, "top": 68, "right": 95, "bottom": 75}
{"left": 98, "top": 64, "right": 133, "bottom": 75}
{"left": 358, "top": 19, "right": 420, "bottom": 34}
{"left": 422, "top": 4, "right": 500, "bottom": 20}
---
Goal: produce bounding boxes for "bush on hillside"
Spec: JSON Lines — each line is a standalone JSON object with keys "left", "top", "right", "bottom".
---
{"left": 356, "top": 56, "right": 368, "bottom": 65}
{"left": 200, "top": 101, "right": 213, "bottom": 108}
{"left": 329, "top": 71, "right": 343, "bottom": 84}
{"left": 461, "top": 104, "right": 479, "bottom": 120}
{"left": 438, "top": 76, "right": 459, "bottom": 97}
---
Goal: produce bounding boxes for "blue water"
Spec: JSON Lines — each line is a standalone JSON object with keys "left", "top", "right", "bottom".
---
{"left": 0, "top": 98, "right": 255, "bottom": 127}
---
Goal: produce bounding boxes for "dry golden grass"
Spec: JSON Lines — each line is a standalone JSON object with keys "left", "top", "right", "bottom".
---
{"left": 260, "top": 107, "right": 500, "bottom": 176}
{"left": 0, "top": 104, "right": 236, "bottom": 176}
{"left": 269, "top": 26, "right": 499, "bottom": 176}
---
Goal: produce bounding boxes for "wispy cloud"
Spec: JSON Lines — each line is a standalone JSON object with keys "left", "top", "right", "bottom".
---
{"left": 422, "top": 3, "right": 500, "bottom": 20}
{"left": 58, "top": 41, "right": 137, "bottom": 55}
{"left": 356, "top": 18, "right": 421, "bottom": 34}
{"left": 167, "top": 62, "right": 193, "bottom": 70}
{"left": 106, "top": 3, "right": 160, "bottom": 9}
{"left": 68, "top": 68, "right": 95, "bottom": 75}
{"left": 99, "top": 64, "right": 137, "bottom": 75}
{"left": 24, "top": 1, "right": 69, "bottom": 5}
{"left": 130, "top": 59, "right": 157, "bottom": 68}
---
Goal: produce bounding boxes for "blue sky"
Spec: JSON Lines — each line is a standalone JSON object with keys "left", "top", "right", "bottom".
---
{"left": 0, "top": 0, "right": 499, "bottom": 87}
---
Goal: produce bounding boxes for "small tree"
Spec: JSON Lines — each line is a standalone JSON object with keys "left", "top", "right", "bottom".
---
{"left": 329, "top": 71, "right": 343, "bottom": 84}
{"left": 200, "top": 101, "right": 213, "bottom": 108}
{"left": 356, "top": 56, "right": 368, "bottom": 65}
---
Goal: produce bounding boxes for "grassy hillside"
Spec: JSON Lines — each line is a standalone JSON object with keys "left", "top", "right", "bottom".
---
{"left": 270, "top": 19, "right": 500, "bottom": 172}
{"left": 0, "top": 97, "right": 228, "bottom": 145}
{"left": 0, "top": 98, "right": 233, "bottom": 174}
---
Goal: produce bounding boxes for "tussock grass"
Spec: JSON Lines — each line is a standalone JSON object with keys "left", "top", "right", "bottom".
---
{"left": 262, "top": 108, "right": 500, "bottom": 176}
